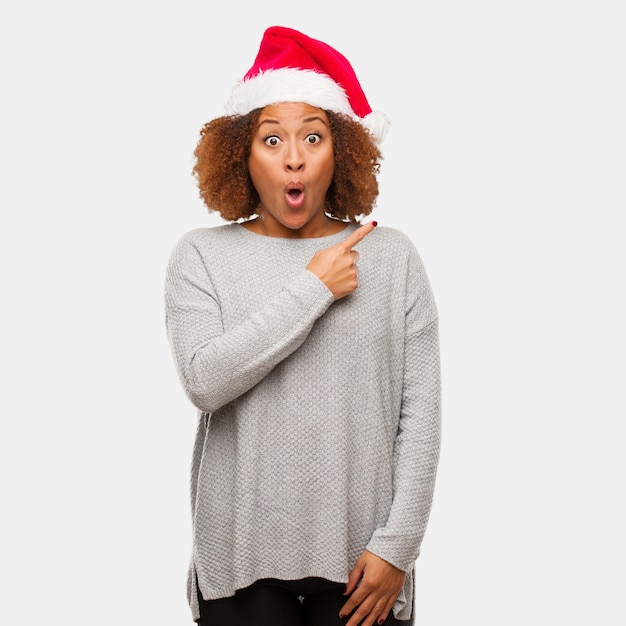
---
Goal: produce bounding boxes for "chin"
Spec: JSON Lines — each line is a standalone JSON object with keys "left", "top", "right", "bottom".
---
{"left": 282, "top": 216, "right": 311, "bottom": 230}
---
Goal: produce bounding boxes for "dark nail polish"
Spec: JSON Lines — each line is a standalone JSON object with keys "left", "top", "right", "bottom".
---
{"left": 372, "top": 221, "right": 378, "bottom": 227}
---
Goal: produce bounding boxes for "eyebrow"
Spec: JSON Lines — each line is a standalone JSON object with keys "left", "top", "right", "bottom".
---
{"left": 257, "top": 116, "right": 329, "bottom": 128}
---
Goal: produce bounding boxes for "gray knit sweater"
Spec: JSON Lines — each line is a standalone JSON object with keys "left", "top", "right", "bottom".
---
{"left": 164, "top": 222, "right": 441, "bottom": 622}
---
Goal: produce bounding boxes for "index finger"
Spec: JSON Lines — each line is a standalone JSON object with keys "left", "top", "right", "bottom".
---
{"left": 338, "top": 221, "right": 377, "bottom": 251}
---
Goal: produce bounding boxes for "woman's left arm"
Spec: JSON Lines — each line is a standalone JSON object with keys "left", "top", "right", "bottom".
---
{"left": 366, "top": 317, "right": 442, "bottom": 568}
{"left": 341, "top": 244, "right": 442, "bottom": 625}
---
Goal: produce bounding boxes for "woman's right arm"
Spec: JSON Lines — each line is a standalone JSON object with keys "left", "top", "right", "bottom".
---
{"left": 165, "top": 237, "right": 333, "bottom": 414}
{"left": 165, "top": 224, "right": 375, "bottom": 413}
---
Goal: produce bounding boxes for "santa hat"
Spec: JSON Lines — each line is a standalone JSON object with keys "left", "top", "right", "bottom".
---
{"left": 225, "top": 26, "right": 390, "bottom": 143}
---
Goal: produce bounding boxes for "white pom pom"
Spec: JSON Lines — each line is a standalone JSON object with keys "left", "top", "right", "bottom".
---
{"left": 362, "top": 111, "right": 391, "bottom": 143}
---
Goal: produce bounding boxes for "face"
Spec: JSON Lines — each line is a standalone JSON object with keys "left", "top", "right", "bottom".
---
{"left": 248, "top": 102, "right": 335, "bottom": 238}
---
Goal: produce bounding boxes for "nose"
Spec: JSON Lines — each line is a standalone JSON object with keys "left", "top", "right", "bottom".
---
{"left": 285, "top": 144, "right": 304, "bottom": 172}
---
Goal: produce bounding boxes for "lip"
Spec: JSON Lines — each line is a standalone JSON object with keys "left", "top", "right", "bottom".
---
{"left": 285, "top": 182, "right": 304, "bottom": 194}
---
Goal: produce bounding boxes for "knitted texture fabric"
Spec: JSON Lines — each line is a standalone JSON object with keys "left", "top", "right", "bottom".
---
{"left": 164, "top": 223, "right": 441, "bottom": 622}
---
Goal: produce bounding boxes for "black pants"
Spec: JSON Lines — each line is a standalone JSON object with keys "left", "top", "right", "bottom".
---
{"left": 197, "top": 577, "right": 411, "bottom": 626}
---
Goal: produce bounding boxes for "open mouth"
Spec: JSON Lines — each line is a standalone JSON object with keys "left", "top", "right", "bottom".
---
{"left": 285, "top": 183, "right": 305, "bottom": 209}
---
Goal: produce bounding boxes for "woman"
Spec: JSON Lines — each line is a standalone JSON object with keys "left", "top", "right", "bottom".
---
{"left": 165, "top": 26, "right": 441, "bottom": 626}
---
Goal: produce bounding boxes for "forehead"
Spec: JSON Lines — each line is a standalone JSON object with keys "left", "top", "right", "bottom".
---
{"left": 258, "top": 102, "right": 330, "bottom": 124}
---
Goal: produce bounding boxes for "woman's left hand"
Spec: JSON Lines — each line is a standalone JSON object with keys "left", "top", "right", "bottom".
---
{"left": 340, "top": 550, "right": 406, "bottom": 625}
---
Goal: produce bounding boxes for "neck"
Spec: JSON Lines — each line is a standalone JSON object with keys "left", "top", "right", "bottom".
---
{"left": 244, "top": 214, "right": 346, "bottom": 239}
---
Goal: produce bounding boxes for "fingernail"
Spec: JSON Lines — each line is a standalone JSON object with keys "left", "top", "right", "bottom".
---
{"left": 372, "top": 221, "right": 378, "bottom": 227}
{"left": 339, "top": 614, "right": 346, "bottom": 619}
{"left": 378, "top": 619, "right": 385, "bottom": 625}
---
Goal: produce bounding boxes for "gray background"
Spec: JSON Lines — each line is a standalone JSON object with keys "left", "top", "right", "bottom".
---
{"left": 1, "top": 1, "right": 624, "bottom": 623}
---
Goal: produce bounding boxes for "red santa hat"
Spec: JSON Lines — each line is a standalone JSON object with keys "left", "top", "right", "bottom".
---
{"left": 225, "top": 26, "right": 390, "bottom": 143}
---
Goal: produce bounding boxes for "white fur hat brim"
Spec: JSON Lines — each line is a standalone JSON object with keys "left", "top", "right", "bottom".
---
{"left": 225, "top": 68, "right": 390, "bottom": 143}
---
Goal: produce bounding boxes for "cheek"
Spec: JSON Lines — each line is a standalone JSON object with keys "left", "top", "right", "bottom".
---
{"left": 325, "top": 147, "right": 335, "bottom": 175}
{"left": 322, "top": 155, "right": 335, "bottom": 187}
{"left": 248, "top": 154, "right": 270, "bottom": 192}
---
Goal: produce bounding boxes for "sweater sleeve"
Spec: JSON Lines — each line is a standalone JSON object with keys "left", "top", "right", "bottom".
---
{"left": 366, "top": 247, "right": 442, "bottom": 572}
{"left": 164, "top": 235, "right": 334, "bottom": 414}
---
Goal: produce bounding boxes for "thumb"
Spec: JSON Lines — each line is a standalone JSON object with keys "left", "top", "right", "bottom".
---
{"left": 344, "top": 555, "right": 366, "bottom": 595}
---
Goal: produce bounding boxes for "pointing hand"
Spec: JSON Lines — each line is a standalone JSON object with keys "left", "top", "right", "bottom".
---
{"left": 306, "top": 221, "right": 377, "bottom": 301}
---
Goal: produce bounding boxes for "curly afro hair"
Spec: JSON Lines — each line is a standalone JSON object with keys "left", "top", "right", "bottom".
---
{"left": 192, "top": 109, "right": 382, "bottom": 223}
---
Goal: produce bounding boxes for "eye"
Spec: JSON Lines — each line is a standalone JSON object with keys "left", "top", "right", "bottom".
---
{"left": 305, "top": 133, "right": 322, "bottom": 145}
{"left": 263, "top": 135, "right": 281, "bottom": 147}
